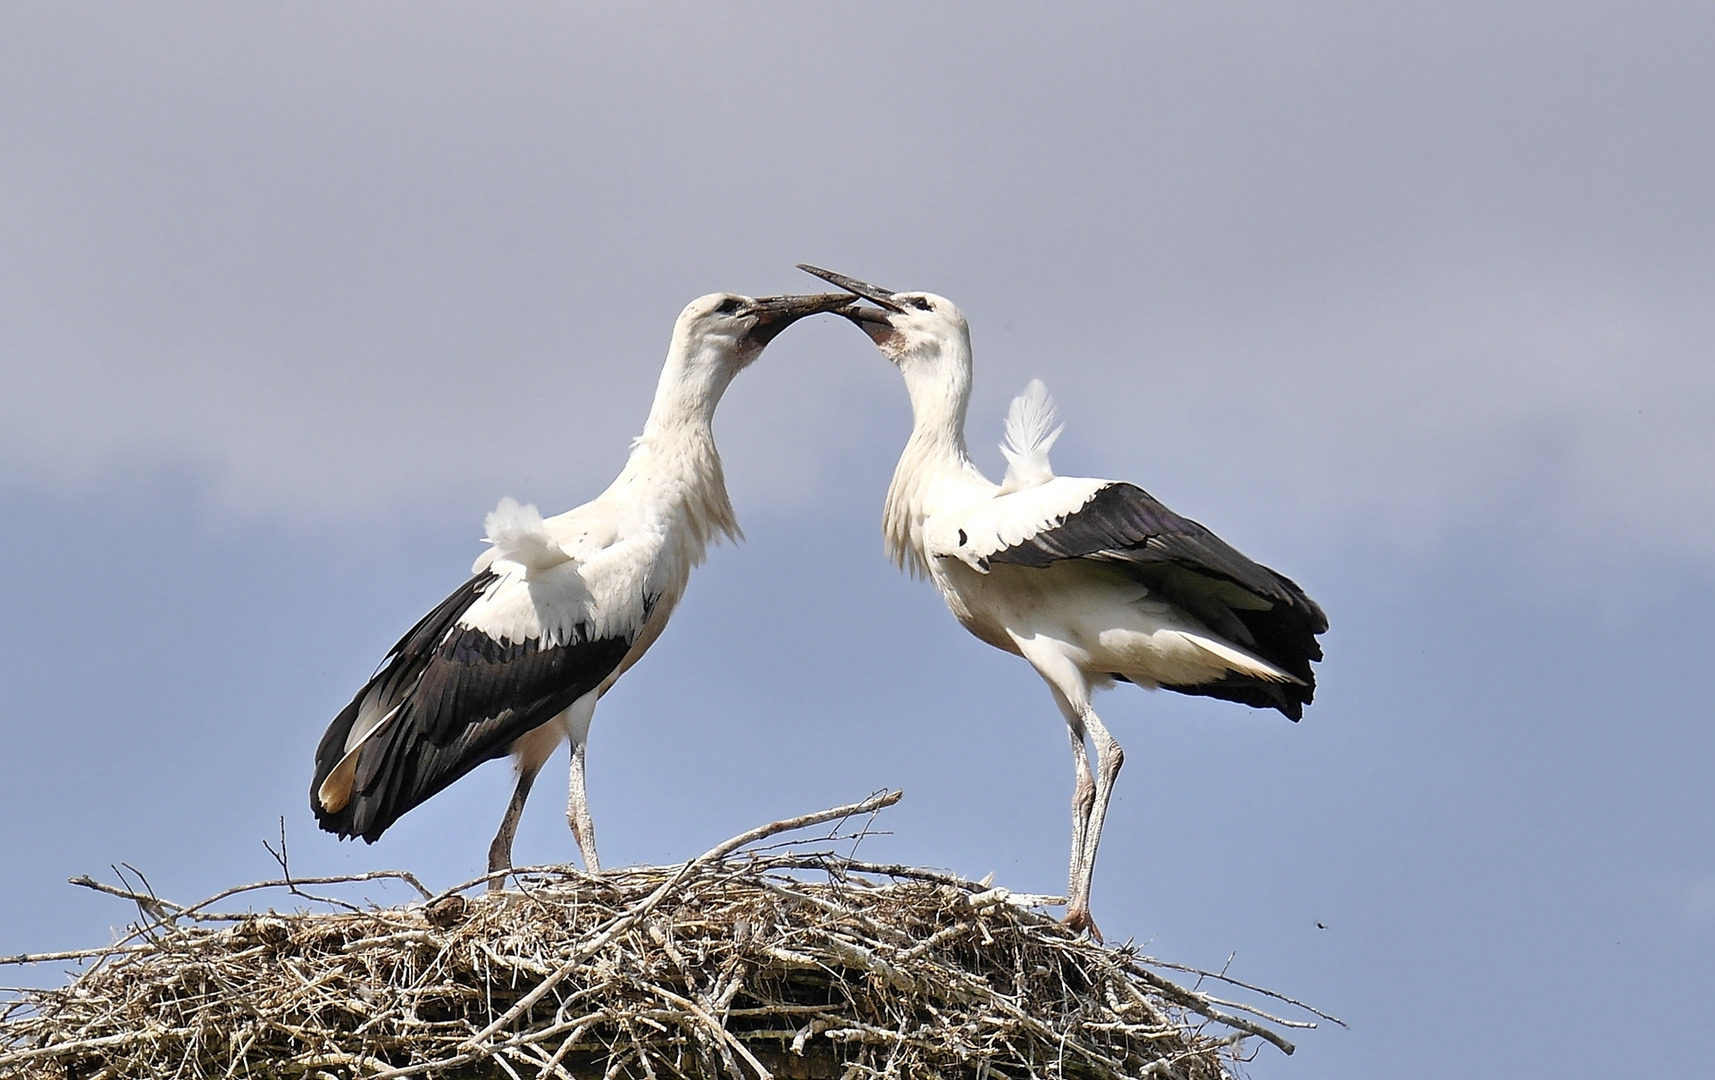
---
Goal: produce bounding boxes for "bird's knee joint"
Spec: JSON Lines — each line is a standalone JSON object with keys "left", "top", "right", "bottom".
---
{"left": 1072, "top": 779, "right": 1096, "bottom": 815}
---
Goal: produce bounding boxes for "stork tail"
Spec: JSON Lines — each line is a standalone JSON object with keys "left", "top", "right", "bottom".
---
{"left": 1000, "top": 379, "right": 1063, "bottom": 492}
{"left": 477, "top": 497, "right": 573, "bottom": 575}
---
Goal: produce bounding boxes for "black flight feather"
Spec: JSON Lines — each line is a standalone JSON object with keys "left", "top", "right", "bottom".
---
{"left": 312, "top": 572, "right": 499, "bottom": 806}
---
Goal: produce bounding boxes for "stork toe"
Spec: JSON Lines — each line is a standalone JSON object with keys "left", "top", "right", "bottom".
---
{"left": 1063, "top": 906, "right": 1104, "bottom": 943}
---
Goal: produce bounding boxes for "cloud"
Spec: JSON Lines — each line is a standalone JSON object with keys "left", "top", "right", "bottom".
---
{"left": 2, "top": 3, "right": 1711, "bottom": 576}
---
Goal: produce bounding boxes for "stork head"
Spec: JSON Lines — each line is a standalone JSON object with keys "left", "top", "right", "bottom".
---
{"left": 795, "top": 265, "right": 970, "bottom": 375}
{"left": 673, "top": 291, "right": 856, "bottom": 369}
{"left": 649, "top": 290, "right": 853, "bottom": 431}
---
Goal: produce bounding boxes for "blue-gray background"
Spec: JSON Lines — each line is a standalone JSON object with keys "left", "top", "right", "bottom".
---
{"left": 3, "top": 5, "right": 1711, "bottom": 1076}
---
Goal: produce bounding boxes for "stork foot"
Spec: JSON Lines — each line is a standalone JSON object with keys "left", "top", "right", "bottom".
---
{"left": 1063, "top": 906, "right": 1104, "bottom": 943}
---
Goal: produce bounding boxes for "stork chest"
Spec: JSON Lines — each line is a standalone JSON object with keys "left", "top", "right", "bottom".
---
{"left": 929, "top": 557, "right": 1024, "bottom": 657}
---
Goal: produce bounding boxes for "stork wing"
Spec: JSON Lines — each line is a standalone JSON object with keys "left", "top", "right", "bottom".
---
{"left": 983, "top": 482, "right": 1328, "bottom": 714}
{"left": 311, "top": 569, "right": 636, "bottom": 843}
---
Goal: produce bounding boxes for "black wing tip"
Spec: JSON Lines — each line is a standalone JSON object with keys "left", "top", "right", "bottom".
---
{"left": 310, "top": 771, "right": 399, "bottom": 844}
{"left": 313, "top": 797, "right": 395, "bottom": 844}
{"left": 310, "top": 799, "right": 353, "bottom": 838}
{"left": 1162, "top": 674, "right": 1315, "bottom": 721}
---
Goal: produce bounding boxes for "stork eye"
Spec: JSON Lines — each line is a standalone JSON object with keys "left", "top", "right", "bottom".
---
{"left": 909, "top": 296, "right": 933, "bottom": 311}
{"left": 716, "top": 297, "right": 742, "bottom": 315}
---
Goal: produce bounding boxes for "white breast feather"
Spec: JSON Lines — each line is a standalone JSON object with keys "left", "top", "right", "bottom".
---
{"left": 574, "top": 524, "right": 676, "bottom": 642}
{"left": 998, "top": 379, "right": 1063, "bottom": 494}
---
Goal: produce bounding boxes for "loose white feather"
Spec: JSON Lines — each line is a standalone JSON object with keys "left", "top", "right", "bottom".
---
{"left": 476, "top": 496, "right": 574, "bottom": 575}
{"left": 999, "top": 379, "right": 1063, "bottom": 493}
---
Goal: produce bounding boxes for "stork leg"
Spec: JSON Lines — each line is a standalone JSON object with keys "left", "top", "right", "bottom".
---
{"left": 487, "top": 761, "right": 543, "bottom": 891}
{"left": 563, "top": 692, "right": 602, "bottom": 873}
{"left": 1050, "top": 686, "right": 1097, "bottom": 930}
{"left": 1019, "top": 637, "right": 1110, "bottom": 939}
{"left": 1073, "top": 704, "right": 1124, "bottom": 941}
{"left": 489, "top": 713, "right": 579, "bottom": 890}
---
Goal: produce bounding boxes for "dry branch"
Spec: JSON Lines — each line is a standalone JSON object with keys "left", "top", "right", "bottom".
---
{"left": 1, "top": 792, "right": 1328, "bottom": 1079}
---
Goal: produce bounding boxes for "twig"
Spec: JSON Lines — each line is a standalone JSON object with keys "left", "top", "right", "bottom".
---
{"left": 1127, "top": 964, "right": 1298, "bottom": 1056}
{"left": 177, "top": 870, "right": 435, "bottom": 914}
{"left": 1131, "top": 955, "right": 1348, "bottom": 1028}
{"left": 68, "top": 875, "right": 186, "bottom": 916}
{"left": 0, "top": 942, "right": 157, "bottom": 967}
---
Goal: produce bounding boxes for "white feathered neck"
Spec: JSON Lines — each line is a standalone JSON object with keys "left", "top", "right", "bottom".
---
{"left": 885, "top": 339, "right": 1062, "bottom": 577}
{"left": 473, "top": 334, "right": 744, "bottom": 580}
{"left": 624, "top": 325, "right": 746, "bottom": 555}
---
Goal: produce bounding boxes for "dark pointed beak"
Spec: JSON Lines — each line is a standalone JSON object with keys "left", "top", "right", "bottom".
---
{"left": 744, "top": 292, "right": 858, "bottom": 346}
{"left": 795, "top": 264, "right": 906, "bottom": 313}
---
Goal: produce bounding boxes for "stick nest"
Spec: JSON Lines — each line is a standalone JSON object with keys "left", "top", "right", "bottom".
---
{"left": 1, "top": 794, "right": 1331, "bottom": 1079}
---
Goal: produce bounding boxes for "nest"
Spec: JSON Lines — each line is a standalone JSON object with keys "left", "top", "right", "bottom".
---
{"left": 1, "top": 793, "right": 1334, "bottom": 1079}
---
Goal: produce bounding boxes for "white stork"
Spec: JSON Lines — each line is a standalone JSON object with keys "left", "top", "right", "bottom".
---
{"left": 311, "top": 290, "right": 853, "bottom": 881}
{"left": 801, "top": 265, "right": 1328, "bottom": 937}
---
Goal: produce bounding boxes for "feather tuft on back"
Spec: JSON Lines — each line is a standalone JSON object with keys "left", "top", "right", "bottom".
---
{"left": 474, "top": 497, "right": 574, "bottom": 575}
{"left": 999, "top": 379, "right": 1063, "bottom": 493}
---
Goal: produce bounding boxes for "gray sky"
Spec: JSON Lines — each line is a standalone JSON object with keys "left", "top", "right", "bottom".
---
{"left": 3, "top": 5, "right": 1712, "bottom": 1076}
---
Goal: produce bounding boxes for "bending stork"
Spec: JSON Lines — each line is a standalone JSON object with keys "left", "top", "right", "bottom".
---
{"left": 802, "top": 265, "right": 1327, "bottom": 937}
{"left": 311, "top": 291, "right": 852, "bottom": 882}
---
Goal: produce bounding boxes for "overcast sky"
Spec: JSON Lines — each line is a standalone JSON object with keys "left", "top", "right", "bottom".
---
{"left": 3, "top": 5, "right": 1712, "bottom": 1077}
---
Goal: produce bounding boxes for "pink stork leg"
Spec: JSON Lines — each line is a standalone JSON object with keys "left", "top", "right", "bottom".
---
{"left": 488, "top": 760, "right": 543, "bottom": 889}
{"left": 562, "top": 691, "right": 602, "bottom": 873}
{"left": 1072, "top": 703, "right": 1124, "bottom": 940}
{"left": 1051, "top": 686, "right": 1101, "bottom": 937}
{"left": 1020, "top": 636, "right": 1113, "bottom": 939}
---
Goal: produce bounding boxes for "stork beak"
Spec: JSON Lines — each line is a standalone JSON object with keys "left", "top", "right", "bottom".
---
{"left": 744, "top": 292, "right": 859, "bottom": 346}
{"left": 795, "top": 264, "right": 907, "bottom": 313}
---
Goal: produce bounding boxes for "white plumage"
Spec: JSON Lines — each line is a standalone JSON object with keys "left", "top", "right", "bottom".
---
{"left": 802, "top": 265, "right": 1328, "bottom": 938}
{"left": 311, "top": 290, "right": 852, "bottom": 881}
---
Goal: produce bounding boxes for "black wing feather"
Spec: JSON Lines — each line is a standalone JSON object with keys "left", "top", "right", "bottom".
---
{"left": 311, "top": 572, "right": 635, "bottom": 843}
{"left": 312, "top": 571, "right": 498, "bottom": 797}
{"left": 988, "top": 483, "right": 1328, "bottom": 719}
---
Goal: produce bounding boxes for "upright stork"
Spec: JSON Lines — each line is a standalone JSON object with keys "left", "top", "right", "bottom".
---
{"left": 312, "top": 290, "right": 853, "bottom": 881}
{"left": 802, "top": 265, "right": 1327, "bottom": 937}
